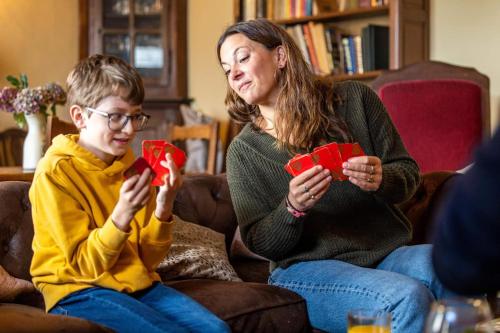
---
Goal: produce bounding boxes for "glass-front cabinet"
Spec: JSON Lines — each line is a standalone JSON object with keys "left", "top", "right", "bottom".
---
{"left": 87, "top": 0, "right": 187, "bottom": 102}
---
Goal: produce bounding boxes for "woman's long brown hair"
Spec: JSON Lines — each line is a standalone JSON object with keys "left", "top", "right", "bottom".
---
{"left": 217, "top": 19, "right": 352, "bottom": 153}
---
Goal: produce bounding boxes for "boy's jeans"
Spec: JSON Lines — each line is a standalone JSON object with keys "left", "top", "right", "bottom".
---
{"left": 269, "top": 244, "right": 456, "bottom": 333}
{"left": 50, "top": 282, "right": 230, "bottom": 333}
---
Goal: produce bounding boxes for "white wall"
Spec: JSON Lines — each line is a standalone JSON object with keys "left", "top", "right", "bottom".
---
{"left": 430, "top": 0, "right": 500, "bottom": 132}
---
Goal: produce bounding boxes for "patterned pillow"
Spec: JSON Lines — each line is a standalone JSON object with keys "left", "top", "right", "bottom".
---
{"left": 157, "top": 218, "right": 241, "bottom": 282}
{"left": 0, "top": 265, "right": 35, "bottom": 301}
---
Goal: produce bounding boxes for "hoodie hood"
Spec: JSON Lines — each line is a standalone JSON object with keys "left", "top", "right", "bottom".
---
{"left": 46, "top": 134, "right": 135, "bottom": 176}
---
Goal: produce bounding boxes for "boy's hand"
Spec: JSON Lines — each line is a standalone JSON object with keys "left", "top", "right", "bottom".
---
{"left": 112, "top": 167, "right": 152, "bottom": 231}
{"left": 155, "top": 153, "right": 183, "bottom": 221}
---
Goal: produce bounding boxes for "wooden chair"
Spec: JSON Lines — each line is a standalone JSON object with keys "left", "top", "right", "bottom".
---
{"left": 46, "top": 116, "right": 78, "bottom": 147}
{"left": 371, "top": 61, "right": 490, "bottom": 172}
{"left": 167, "top": 121, "right": 219, "bottom": 175}
{"left": 0, "top": 128, "right": 26, "bottom": 166}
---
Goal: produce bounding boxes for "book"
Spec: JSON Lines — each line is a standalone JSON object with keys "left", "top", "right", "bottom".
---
{"left": 361, "top": 24, "right": 389, "bottom": 71}
{"left": 302, "top": 23, "right": 321, "bottom": 74}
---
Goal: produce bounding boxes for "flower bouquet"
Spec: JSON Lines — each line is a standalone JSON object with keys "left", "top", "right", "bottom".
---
{"left": 0, "top": 74, "right": 66, "bottom": 128}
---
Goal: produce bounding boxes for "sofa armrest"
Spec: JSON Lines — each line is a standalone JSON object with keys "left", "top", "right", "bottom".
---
{"left": 397, "top": 171, "right": 461, "bottom": 244}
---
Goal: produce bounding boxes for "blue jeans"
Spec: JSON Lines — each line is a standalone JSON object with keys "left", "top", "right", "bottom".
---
{"left": 49, "top": 282, "right": 230, "bottom": 333}
{"left": 269, "top": 244, "right": 456, "bottom": 333}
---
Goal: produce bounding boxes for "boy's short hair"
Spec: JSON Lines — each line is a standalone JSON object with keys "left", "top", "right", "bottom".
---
{"left": 66, "top": 54, "right": 145, "bottom": 108}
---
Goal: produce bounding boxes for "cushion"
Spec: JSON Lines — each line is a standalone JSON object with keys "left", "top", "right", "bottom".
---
{"left": 167, "top": 279, "right": 311, "bottom": 333}
{"left": 0, "top": 265, "right": 35, "bottom": 302}
{"left": 157, "top": 218, "right": 241, "bottom": 282}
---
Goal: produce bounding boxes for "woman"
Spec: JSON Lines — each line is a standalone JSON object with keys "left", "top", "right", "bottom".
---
{"left": 217, "top": 19, "right": 455, "bottom": 333}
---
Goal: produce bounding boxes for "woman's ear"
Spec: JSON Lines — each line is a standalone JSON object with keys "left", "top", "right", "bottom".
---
{"left": 276, "top": 46, "right": 287, "bottom": 69}
{"left": 69, "top": 105, "right": 87, "bottom": 130}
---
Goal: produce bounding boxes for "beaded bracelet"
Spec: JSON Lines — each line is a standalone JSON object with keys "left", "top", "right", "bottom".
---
{"left": 285, "top": 195, "right": 307, "bottom": 218}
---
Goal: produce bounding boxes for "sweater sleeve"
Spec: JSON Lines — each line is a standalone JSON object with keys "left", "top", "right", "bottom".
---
{"left": 432, "top": 129, "right": 500, "bottom": 294}
{"left": 227, "top": 139, "right": 305, "bottom": 261}
{"left": 30, "top": 171, "right": 129, "bottom": 278}
{"left": 359, "top": 82, "right": 421, "bottom": 203}
{"left": 139, "top": 204, "right": 175, "bottom": 271}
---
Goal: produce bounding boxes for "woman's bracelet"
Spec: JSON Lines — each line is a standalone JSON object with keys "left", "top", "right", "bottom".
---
{"left": 285, "top": 195, "right": 307, "bottom": 218}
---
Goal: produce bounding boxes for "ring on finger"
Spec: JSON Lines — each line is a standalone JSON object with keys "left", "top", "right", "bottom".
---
{"left": 370, "top": 165, "right": 375, "bottom": 175}
{"left": 303, "top": 185, "right": 309, "bottom": 194}
{"left": 367, "top": 175, "right": 374, "bottom": 183}
{"left": 309, "top": 194, "right": 316, "bottom": 200}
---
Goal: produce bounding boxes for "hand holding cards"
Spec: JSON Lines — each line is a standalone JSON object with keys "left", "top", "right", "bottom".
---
{"left": 142, "top": 140, "right": 186, "bottom": 186}
{"left": 285, "top": 142, "right": 365, "bottom": 181}
{"left": 124, "top": 140, "right": 186, "bottom": 186}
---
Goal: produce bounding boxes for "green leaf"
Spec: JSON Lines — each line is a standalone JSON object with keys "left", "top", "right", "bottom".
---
{"left": 6, "top": 75, "right": 20, "bottom": 88}
{"left": 13, "top": 113, "right": 27, "bottom": 129}
{"left": 50, "top": 104, "right": 56, "bottom": 116}
{"left": 20, "top": 74, "right": 29, "bottom": 88}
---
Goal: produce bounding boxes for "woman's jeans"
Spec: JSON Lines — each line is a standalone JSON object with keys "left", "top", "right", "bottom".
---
{"left": 49, "top": 282, "right": 230, "bottom": 333}
{"left": 269, "top": 244, "right": 456, "bottom": 333}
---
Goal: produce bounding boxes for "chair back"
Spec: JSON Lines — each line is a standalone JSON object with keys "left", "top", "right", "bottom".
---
{"left": 167, "top": 122, "right": 219, "bottom": 175}
{"left": 371, "top": 61, "right": 490, "bottom": 172}
{"left": 0, "top": 128, "right": 26, "bottom": 166}
{"left": 46, "top": 116, "right": 78, "bottom": 147}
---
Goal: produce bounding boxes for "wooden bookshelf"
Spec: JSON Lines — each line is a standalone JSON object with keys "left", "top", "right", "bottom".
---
{"left": 234, "top": 0, "right": 430, "bottom": 81}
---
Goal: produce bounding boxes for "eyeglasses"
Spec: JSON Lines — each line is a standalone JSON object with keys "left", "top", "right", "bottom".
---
{"left": 85, "top": 107, "right": 150, "bottom": 132}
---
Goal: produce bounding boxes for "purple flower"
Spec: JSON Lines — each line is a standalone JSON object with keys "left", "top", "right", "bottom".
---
{"left": 13, "top": 88, "right": 42, "bottom": 115}
{"left": 0, "top": 87, "right": 18, "bottom": 113}
{"left": 45, "top": 83, "right": 67, "bottom": 105}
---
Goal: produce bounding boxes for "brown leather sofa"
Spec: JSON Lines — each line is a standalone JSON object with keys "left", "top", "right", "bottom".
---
{"left": 0, "top": 172, "right": 458, "bottom": 332}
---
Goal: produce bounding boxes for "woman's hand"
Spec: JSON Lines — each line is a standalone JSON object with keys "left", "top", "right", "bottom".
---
{"left": 288, "top": 165, "right": 332, "bottom": 211}
{"left": 155, "top": 153, "right": 183, "bottom": 221}
{"left": 342, "top": 156, "right": 382, "bottom": 191}
{"left": 112, "top": 167, "right": 153, "bottom": 231}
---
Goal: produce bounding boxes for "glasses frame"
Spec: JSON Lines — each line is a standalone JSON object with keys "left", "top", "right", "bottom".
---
{"left": 85, "top": 107, "right": 150, "bottom": 132}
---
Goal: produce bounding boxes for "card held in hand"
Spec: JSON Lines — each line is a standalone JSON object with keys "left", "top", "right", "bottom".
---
{"left": 284, "top": 142, "right": 365, "bottom": 181}
{"left": 124, "top": 157, "right": 156, "bottom": 181}
{"left": 142, "top": 140, "right": 187, "bottom": 186}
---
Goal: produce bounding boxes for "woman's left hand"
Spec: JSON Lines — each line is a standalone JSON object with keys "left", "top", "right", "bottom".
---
{"left": 155, "top": 153, "right": 183, "bottom": 221}
{"left": 342, "top": 156, "right": 382, "bottom": 191}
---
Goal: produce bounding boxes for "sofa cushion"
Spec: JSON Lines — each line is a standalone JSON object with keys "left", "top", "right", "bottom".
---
{"left": 0, "top": 265, "right": 35, "bottom": 302}
{"left": 0, "top": 303, "right": 112, "bottom": 332}
{"left": 157, "top": 219, "right": 241, "bottom": 282}
{"left": 168, "top": 279, "right": 311, "bottom": 333}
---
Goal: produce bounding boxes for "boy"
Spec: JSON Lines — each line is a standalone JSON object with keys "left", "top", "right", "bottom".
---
{"left": 29, "top": 54, "right": 229, "bottom": 333}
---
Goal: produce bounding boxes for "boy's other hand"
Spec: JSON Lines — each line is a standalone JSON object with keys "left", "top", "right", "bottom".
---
{"left": 112, "top": 167, "right": 153, "bottom": 231}
{"left": 155, "top": 153, "right": 183, "bottom": 221}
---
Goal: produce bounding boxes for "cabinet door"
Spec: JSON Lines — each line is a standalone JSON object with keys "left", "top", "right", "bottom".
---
{"left": 86, "top": 0, "right": 187, "bottom": 101}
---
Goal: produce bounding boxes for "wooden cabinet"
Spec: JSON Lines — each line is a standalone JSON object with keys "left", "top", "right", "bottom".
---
{"left": 233, "top": 0, "right": 429, "bottom": 81}
{"left": 80, "top": 0, "right": 188, "bottom": 155}
{"left": 83, "top": 0, "right": 187, "bottom": 101}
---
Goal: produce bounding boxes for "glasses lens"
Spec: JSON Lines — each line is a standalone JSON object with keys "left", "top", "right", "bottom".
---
{"left": 108, "top": 113, "right": 127, "bottom": 131}
{"left": 133, "top": 114, "right": 149, "bottom": 131}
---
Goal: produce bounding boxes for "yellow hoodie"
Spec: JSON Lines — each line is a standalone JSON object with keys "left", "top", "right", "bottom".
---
{"left": 29, "top": 134, "right": 174, "bottom": 311}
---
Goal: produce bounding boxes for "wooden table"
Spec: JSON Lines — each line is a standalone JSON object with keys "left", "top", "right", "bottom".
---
{"left": 0, "top": 166, "right": 35, "bottom": 182}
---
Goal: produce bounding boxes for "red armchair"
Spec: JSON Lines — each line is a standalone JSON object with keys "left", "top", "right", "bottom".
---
{"left": 371, "top": 61, "right": 490, "bottom": 172}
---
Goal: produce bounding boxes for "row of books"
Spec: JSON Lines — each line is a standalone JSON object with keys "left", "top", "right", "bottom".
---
{"left": 286, "top": 23, "right": 389, "bottom": 76}
{"left": 240, "top": 0, "right": 388, "bottom": 21}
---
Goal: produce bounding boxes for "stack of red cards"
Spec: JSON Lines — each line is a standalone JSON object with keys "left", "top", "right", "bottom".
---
{"left": 284, "top": 142, "right": 365, "bottom": 181}
{"left": 142, "top": 140, "right": 187, "bottom": 186}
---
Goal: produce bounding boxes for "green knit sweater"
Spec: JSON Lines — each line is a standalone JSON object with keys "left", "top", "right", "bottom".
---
{"left": 226, "top": 81, "right": 420, "bottom": 269}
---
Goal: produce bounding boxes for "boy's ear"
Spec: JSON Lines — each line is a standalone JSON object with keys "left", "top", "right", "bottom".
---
{"left": 275, "top": 46, "right": 287, "bottom": 69}
{"left": 69, "top": 105, "right": 87, "bottom": 130}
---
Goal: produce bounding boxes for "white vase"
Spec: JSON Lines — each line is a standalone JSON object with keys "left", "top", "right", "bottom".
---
{"left": 22, "top": 113, "right": 47, "bottom": 171}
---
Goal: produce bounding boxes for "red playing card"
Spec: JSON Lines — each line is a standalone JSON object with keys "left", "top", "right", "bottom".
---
{"left": 142, "top": 140, "right": 164, "bottom": 166}
{"left": 338, "top": 143, "right": 365, "bottom": 162}
{"left": 146, "top": 141, "right": 187, "bottom": 186}
{"left": 312, "top": 145, "right": 345, "bottom": 181}
{"left": 285, "top": 154, "right": 315, "bottom": 177}
{"left": 124, "top": 157, "right": 156, "bottom": 181}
